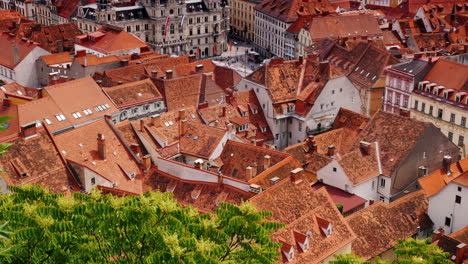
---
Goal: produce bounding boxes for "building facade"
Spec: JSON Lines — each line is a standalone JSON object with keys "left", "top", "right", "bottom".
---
{"left": 72, "top": 0, "right": 229, "bottom": 57}
{"left": 410, "top": 59, "right": 468, "bottom": 158}
{"left": 383, "top": 60, "right": 432, "bottom": 114}
{"left": 230, "top": 0, "right": 260, "bottom": 43}
{"left": 0, "top": 0, "right": 34, "bottom": 19}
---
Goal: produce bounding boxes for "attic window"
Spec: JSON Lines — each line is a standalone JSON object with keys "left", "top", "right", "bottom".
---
{"left": 44, "top": 118, "right": 52, "bottom": 125}
{"left": 83, "top": 109, "right": 93, "bottom": 115}
{"left": 72, "top": 112, "right": 82, "bottom": 119}
{"left": 372, "top": 76, "right": 377, "bottom": 81}
{"left": 164, "top": 122, "right": 170, "bottom": 127}
{"left": 186, "top": 133, "right": 192, "bottom": 138}
{"left": 354, "top": 67, "right": 359, "bottom": 71}
{"left": 191, "top": 114, "right": 196, "bottom": 119}
{"left": 360, "top": 70, "right": 365, "bottom": 74}
{"left": 55, "top": 114, "right": 66, "bottom": 121}
{"left": 193, "top": 136, "right": 199, "bottom": 140}
{"left": 168, "top": 121, "right": 174, "bottom": 126}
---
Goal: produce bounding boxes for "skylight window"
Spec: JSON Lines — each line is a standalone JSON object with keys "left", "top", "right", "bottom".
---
{"left": 186, "top": 133, "right": 192, "bottom": 138}
{"left": 168, "top": 121, "right": 174, "bottom": 126}
{"left": 83, "top": 109, "right": 93, "bottom": 115}
{"left": 355, "top": 67, "right": 359, "bottom": 71}
{"left": 55, "top": 114, "right": 66, "bottom": 121}
{"left": 72, "top": 112, "right": 83, "bottom": 119}
{"left": 164, "top": 122, "right": 170, "bottom": 127}
{"left": 191, "top": 114, "right": 196, "bottom": 119}
{"left": 44, "top": 118, "right": 52, "bottom": 125}
{"left": 104, "top": 104, "right": 110, "bottom": 109}
{"left": 193, "top": 136, "right": 199, "bottom": 140}
{"left": 17, "top": 90, "right": 22, "bottom": 95}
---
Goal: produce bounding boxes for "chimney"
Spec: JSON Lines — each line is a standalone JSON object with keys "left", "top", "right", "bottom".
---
{"left": 180, "top": 120, "right": 187, "bottom": 135}
{"left": 83, "top": 56, "right": 88, "bottom": 67}
{"left": 20, "top": 122, "right": 37, "bottom": 138}
{"left": 151, "top": 115, "right": 161, "bottom": 127}
{"left": 399, "top": 108, "right": 410, "bottom": 117}
{"left": 165, "top": 70, "right": 173, "bottom": 79}
{"left": 179, "top": 109, "right": 186, "bottom": 121}
{"left": 195, "top": 64, "right": 204, "bottom": 73}
{"left": 290, "top": 168, "right": 304, "bottom": 184}
{"left": 2, "top": 98, "right": 11, "bottom": 107}
{"left": 246, "top": 166, "right": 253, "bottom": 179}
{"left": 360, "top": 141, "right": 371, "bottom": 155}
{"left": 97, "top": 133, "right": 106, "bottom": 160}
{"left": 252, "top": 162, "right": 258, "bottom": 177}
{"left": 263, "top": 155, "right": 271, "bottom": 170}
{"left": 143, "top": 154, "right": 151, "bottom": 172}
{"left": 194, "top": 160, "right": 203, "bottom": 169}
{"left": 306, "top": 136, "right": 316, "bottom": 153}
{"left": 327, "top": 145, "right": 336, "bottom": 157}
{"left": 117, "top": 81, "right": 123, "bottom": 85}
{"left": 120, "top": 59, "right": 129, "bottom": 66}
{"left": 432, "top": 227, "right": 445, "bottom": 242}
{"left": 139, "top": 119, "right": 145, "bottom": 132}
{"left": 455, "top": 244, "right": 466, "bottom": 264}
{"left": 151, "top": 70, "right": 158, "bottom": 78}
{"left": 76, "top": 50, "right": 86, "bottom": 57}
{"left": 130, "top": 143, "right": 141, "bottom": 156}
{"left": 13, "top": 43, "right": 19, "bottom": 65}
{"left": 418, "top": 166, "right": 428, "bottom": 178}
{"left": 442, "top": 155, "right": 452, "bottom": 174}
{"left": 217, "top": 171, "right": 223, "bottom": 186}
{"left": 298, "top": 56, "right": 304, "bottom": 64}
{"left": 189, "top": 54, "right": 196, "bottom": 63}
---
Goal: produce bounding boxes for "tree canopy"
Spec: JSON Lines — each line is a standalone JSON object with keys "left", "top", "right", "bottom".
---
{"left": 0, "top": 185, "right": 283, "bottom": 264}
{"left": 330, "top": 237, "right": 452, "bottom": 264}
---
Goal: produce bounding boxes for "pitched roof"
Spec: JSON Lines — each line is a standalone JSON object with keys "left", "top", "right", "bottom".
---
{"left": 390, "top": 59, "right": 431, "bottom": 76}
{"left": 0, "top": 130, "right": 80, "bottom": 193}
{"left": 355, "top": 110, "right": 430, "bottom": 175}
{"left": 40, "top": 52, "right": 74, "bottom": 65}
{"left": 173, "top": 59, "right": 216, "bottom": 77}
{"left": 103, "top": 78, "right": 162, "bottom": 109}
{"left": 332, "top": 108, "right": 369, "bottom": 131}
{"left": 53, "top": 118, "right": 144, "bottom": 194}
{"left": 346, "top": 190, "right": 429, "bottom": 260}
{"left": 423, "top": 58, "right": 468, "bottom": 92}
{"left": 0, "top": 32, "right": 44, "bottom": 69}
{"left": 250, "top": 178, "right": 356, "bottom": 263}
{"left": 254, "top": 0, "right": 334, "bottom": 23}
{"left": 179, "top": 121, "right": 227, "bottom": 159}
{"left": 213, "top": 65, "right": 243, "bottom": 90}
{"left": 337, "top": 142, "right": 380, "bottom": 185}
{"left": 308, "top": 14, "right": 382, "bottom": 40}
{"left": 419, "top": 157, "right": 468, "bottom": 197}
{"left": 18, "top": 77, "right": 117, "bottom": 133}
{"left": 161, "top": 75, "right": 203, "bottom": 111}
{"left": 311, "top": 182, "right": 367, "bottom": 214}
{"left": 75, "top": 26, "right": 148, "bottom": 54}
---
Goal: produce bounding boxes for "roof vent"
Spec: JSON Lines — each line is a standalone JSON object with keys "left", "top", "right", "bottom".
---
{"left": 249, "top": 184, "right": 262, "bottom": 193}
{"left": 270, "top": 176, "right": 280, "bottom": 185}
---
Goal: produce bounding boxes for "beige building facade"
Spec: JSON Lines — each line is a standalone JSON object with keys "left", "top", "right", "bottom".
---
{"left": 229, "top": 0, "right": 259, "bottom": 42}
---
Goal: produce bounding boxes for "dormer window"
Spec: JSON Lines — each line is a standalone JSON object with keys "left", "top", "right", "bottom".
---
{"left": 237, "top": 124, "right": 249, "bottom": 132}
{"left": 55, "top": 113, "right": 66, "bottom": 121}
{"left": 241, "top": 110, "right": 247, "bottom": 117}
{"left": 455, "top": 95, "right": 461, "bottom": 103}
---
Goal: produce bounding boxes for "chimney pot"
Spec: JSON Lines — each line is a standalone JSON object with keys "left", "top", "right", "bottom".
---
{"left": 151, "top": 70, "right": 158, "bottom": 78}
{"left": 442, "top": 155, "right": 452, "bottom": 174}
{"left": 194, "top": 159, "right": 203, "bottom": 169}
{"left": 179, "top": 109, "right": 187, "bottom": 121}
{"left": 327, "top": 145, "right": 336, "bottom": 157}
{"left": 290, "top": 168, "right": 304, "bottom": 184}
{"left": 166, "top": 70, "right": 173, "bottom": 79}
{"left": 188, "top": 54, "right": 196, "bottom": 63}
{"left": 143, "top": 154, "right": 151, "bottom": 171}
{"left": 263, "top": 155, "right": 271, "bottom": 170}
{"left": 151, "top": 114, "right": 161, "bottom": 127}
{"left": 97, "top": 133, "right": 106, "bottom": 160}
{"left": 246, "top": 166, "right": 253, "bottom": 179}
{"left": 195, "top": 64, "right": 204, "bottom": 73}
{"left": 139, "top": 119, "right": 145, "bottom": 132}
{"left": 359, "top": 141, "right": 371, "bottom": 155}
{"left": 120, "top": 59, "right": 129, "bottom": 66}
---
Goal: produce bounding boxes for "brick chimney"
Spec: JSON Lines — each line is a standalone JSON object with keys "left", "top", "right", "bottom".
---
{"left": 360, "top": 141, "right": 371, "bottom": 155}
{"left": 120, "top": 59, "right": 129, "bottom": 66}
{"left": 220, "top": 106, "right": 226, "bottom": 117}
{"left": 179, "top": 109, "right": 186, "bottom": 120}
{"left": 290, "top": 168, "right": 304, "bottom": 184}
{"left": 455, "top": 243, "right": 466, "bottom": 264}
{"left": 130, "top": 143, "right": 141, "bottom": 156}
{"left": 139, "top": 119, "right": 145, "bottom": 132}
{"left": 151, "top": 70, "right": 158, "bottom": 78}
{"left": 263, "top": 155, "right": 271, "bottom": 170}
{"left": 143, "top": 154, "right": 151, "bottom": 172}
{"left": 246, "top": 166, "right": 253, "bottom": 179}
{"left": 151, "top": 114, "right": 161, "bottom": 127}
{"left": 327, "top": 145, "right": 336, "bottom": 157}
{"left": 195, "top": 64, "right": 204, "bottom": 73}
{"left": 306, "top": 136, "right": 316, "bottom": 153}
{"left": 217, "top": 171, "right": 223, "bottom": 186}
{"left": 180, "top": 120, "right": 187, "bottom": 135}
{"left": 20, "top": 122, "right": 37, "bottom": 138}
{"left": 97, "top": 133, "right": 106, "bottom": 160}
{"left": 76, "top": 50, "right": 86, "bottom": 57}
{"left": 165, "top": 70, "right": 173, "bottom": 79}
{"left": 443, "top": 155, "right": 452, "bottom": 174}
{"left": 194, "top": 160, "right": 203, "bottom": 169}
{"left": 252, "top": 162, "right": 258, "bottom": 177}
{"left": 189, "top": 54, "right": 196, "bottom": 63}
{"left": 432, "top": 227, "right": 445, "bottom": 242}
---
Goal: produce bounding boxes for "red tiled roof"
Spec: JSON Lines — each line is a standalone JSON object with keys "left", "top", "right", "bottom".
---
{"left": 346, "top": 190, "right": 429, "bottom": 260}
{"left": 308, "top": 14, "right": 382, "bottom": 40}
{"left": 255, "top": 0, "right": 335, "bottom": 23}
{"left": 423, "top": 58, "right": 468, "bottom": 92}
{"left": 53, "top": 118, "right": 144, "bottom": 194}
{"left": 419, "top": 157, "right": 468, "bottom": 197}
{"left": 179, "top": 121, "right": 227, "bottom": 159}
{"left": 312, "top": 182, "right": 366, "bottom": 214}
{"left": 75, "top": 26, "right": 148, "bottom": 54}
{"left": 0, "top": 32, "right": 44, "bottom": 69}
{"left": 103, "top": 79, "right": 162, "bottom": 109}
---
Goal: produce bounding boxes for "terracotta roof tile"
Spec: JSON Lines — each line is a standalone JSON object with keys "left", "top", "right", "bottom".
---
{"left": 75, "top": 26, "right": 148, "bottom": 54}
{"left": 103, "top": 79, "right": 162, "bottom": 109}
{"left": 255, "top": 0, "right": 334, "bottom": 23}
{"left": 180, "top": 121, "right": 227, "bottom": 159}
{"left": 53, "top": 119, "right": 144, "bottom": 194}
{"left": 173, "top": 59, "right": 216, "bottom": 77}
{"left": 0, "top": 130, "right": 80, "bottom": 193}
{"left": 308, "top": 14, "right": 382, "bottom": 40}
{"left": 423, "top": 58, "right": 468, "bottom": 92}
{"left": 162, "top": 75, "right": 203, "bottom": 111}
{"left": 332, "top": 108, "right": 369, "bottom": 131}
{"left": 40, "top": 52, "right": 74, "bottom": 65}
{"left": 0, "top": 32, "right": 45, "bottom": 69}
{"left": 419, "top": 157, "right": 468, "bottom": 197}
{"left": 346, "top": 190, "right": 429, "bottom": 260}
{"left": 251, "top": 178, "right": 356, "bottom": 263}
{"left": 213, "top": 65, "right": 243, "bottom": 90}
{"left": 338, "top": 142, "right": 380, "bottom": 185}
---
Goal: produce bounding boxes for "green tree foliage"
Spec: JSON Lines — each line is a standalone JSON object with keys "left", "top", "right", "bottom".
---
{"left": 0, "top": 115, "right": 13, "bottom": 173}
{"left": 331, "top": 238, "right": 451, "bottom": 264}
{"left": 0, "top": 185, "right": 283, "bottom": 264}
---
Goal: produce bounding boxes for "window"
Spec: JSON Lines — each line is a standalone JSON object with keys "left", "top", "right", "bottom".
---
{"left": 44, "top": 118, "right": 52, "bottom": 125}
{"left": 298, "top": 122, "right": 302, "bottom": 132}
{"left": 458, "top": 187, "right": 462, "bottom": 192}
{"left": 333, "top": 167, "right": 337, "bottom": 172}
{"left": 448, "top": 132, "right": 453, "bottom": 142}
{"left": 380, "top": 178, "right": 385, "bottom": 188}
{"left": 275, "top": 134, "right": 279, "bottom": 140}
{"left": 414, "top": 100, "right": 419, "bottom": 110}
{"left": 288, "top": 132, "right": 291, "bottom": 138}
{"left": 462, "top": 117, "right": 466, "bottom": 127}
{"left": 91, "top": 177, "right": 96, "bottom": 185}
{"left": 423, "top": 152, "right": 427, "bottom": 159}
{"left": 371, "top": 180, "right": 375, "bottom": 190}
{"left": 127, "top": 26, "right": 131, "bottom": 32}
{"left": 438, "top": 109, "right": 443, "bottom": 119}
{"left": 445, "top": 217, "right": 451, "bottom": 226}
{"left": 455, "top": 195, "right": 461, "bottom": 204}
{"left": 450, "top": 113, "right": 455, "bottom": 123}
{"left": 458, "top": 136, "right": 464, "bottom": 147}
{"left": 421, "top": 103, "right": 426, "bottom": 113}
{"left": 429, "top": 105, "right": 433, "bottom": 116}
{"left": 170, "top": 24, "right": 174, "bottom": 34}
{"left": 387, "top": 92, "right": 393, "bottom": 102}
{"left": 136, "top": 25, "right": 140, "bottom": 31}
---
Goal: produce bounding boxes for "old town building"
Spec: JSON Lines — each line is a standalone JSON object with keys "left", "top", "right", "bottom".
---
{"left": 411, "top": 59, "right": 468, "bottom": 158}
{"left": 230, "top": 0, "right": 259, "bottom": 42}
